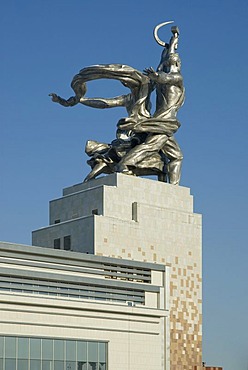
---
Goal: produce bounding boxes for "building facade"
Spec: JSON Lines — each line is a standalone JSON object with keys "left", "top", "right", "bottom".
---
{"left": 1, "top": 174, "right": 203, "bottom": 369}
{"left": 0, "top": 241, "right": 169, "bottom": 370}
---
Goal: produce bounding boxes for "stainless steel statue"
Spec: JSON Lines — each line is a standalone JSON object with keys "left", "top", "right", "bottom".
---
{"left": 50, "top": 21, "right": 184, "bottom": 184}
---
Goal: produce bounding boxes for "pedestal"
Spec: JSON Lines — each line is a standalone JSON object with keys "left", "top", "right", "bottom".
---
{"left": 32, "top": 173, "right": 202, "bottom": 369}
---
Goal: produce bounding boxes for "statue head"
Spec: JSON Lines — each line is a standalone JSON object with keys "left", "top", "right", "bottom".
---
{"left": 167, "top": 53, "right": 181, "bottom": 70}
{"left": 158, "top": 52, "right": 181, "bottom": 73}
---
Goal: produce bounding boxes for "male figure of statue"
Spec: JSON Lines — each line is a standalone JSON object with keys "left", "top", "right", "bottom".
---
{"left": 117, "top": 28, "right": 184, "bottom": 185}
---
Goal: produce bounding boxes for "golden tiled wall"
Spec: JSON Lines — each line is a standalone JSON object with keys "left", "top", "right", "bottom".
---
{"left": 170, "top": 254, "right": 202, "bottom": 369}
{"left": 97, "top": 245, "right": 202, "bottom": 369}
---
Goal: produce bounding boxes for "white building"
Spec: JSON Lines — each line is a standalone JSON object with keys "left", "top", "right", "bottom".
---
{"left": 0, "top": 174, "right": 202, "bottom": 370}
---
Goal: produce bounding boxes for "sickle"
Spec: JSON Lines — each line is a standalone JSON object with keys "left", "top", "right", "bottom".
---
{"left": 153, "top": 21, "right": 174, "bottom": 47}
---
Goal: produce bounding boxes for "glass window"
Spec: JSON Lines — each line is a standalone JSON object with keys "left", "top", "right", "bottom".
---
{"left": 54, "top": 360, "right": 64, "bottom": 370}
{"left": 5, "top": 337, "right": 16, "bottom": 358}
{"left": 5, "top": 358, "right": 16, "bottom": 370}
{"left": 77, "top": 362, "right": 87, "bottom": 370}
{"left": 66, "top": 341, "right": 76, "bottom": 361}
{"left": 64, "top": 236, "right": 71, "bottom": 251}
{"left": 42, "top": 360, "right": 53, "bottom": 370}
{"left": 77, "top": 342, "right": 87, "bottom": 362}
{"left": 0, "top": 337, "right": 4, "bottom": 358}
{"left": 66, "top": 361, "right": 76, "bottom": 370}
{"left": 42, "top": 339, "right": 53, "bottom": 360}
{"left": 18, "top": 338, "right": 29, "bottom": 359}
{"left": 17, "top": 359, "right": 29, "bottom": 370}
{"left": 30, "top": 359, "right": 41, "bottom": 370}
{"left": 98, "top": 343, "right": 106, "bottom": 363}
{"left": 30, "top": 339, "right": 41, "bottom": 360}
{"left": 88, "top": 362, "right": 97, "bottom": 370}
{"left": 0, "top": 337, "right": 3, "bottom": 358}
{"left": 54, "top": 340, "right": 64, "bottom": 361}
{"left": 0, "top": 337, "right": 107, "bottom": 370}
{"left": 99, "top": 363, "right": 106, "bottom": 370}
{"left": 88, "top": 343, "right": 98, "bottom": 363}
{"left": 54, "top": 238, "right": 61, "bottom": 249}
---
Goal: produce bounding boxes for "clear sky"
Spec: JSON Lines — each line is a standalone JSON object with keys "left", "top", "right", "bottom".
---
{"left": 1, "top": 1, "right": 248, "bottom": 369}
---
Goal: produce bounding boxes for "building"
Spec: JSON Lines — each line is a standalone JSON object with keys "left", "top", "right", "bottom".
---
{"left": 0, "top": 174, "right": 203, "bottom": 370}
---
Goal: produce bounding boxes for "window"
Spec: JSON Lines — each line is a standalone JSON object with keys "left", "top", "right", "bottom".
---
{"left": 54, "top": 238, "right": 61, "bottom": 249}
{"left": 18, "top": 337, "right": 29, "bottom": 359}
{"left": 5, "top": 359, "right": 15, "bottom": 370}
{"left": 99, "top": 343, "right": 106, "bottom": 363}
{"left": 77, "top": 341, "right": 87, "bottom": 362}
{"left": 66, "top": 340, "right": 76, "bottom": 361}
{"left": 64, "top": 235, "right": 71, "bottom": 251}
{"left": 17, "top": 359, "right": 28, "bottom": 370}
{"left": 0, "top": 337, "right": 3, "bottom": 358}
{"left": 5, "top": 337, "right": 16, "bottom": 358}
{"left": 30, "top": 338, "right": 41, "bottom": 359}
{"left": 54, "top": 340, "right": 64, "bottom": 361}
{"left": 78, "top": 362, "right": 87, "bottom": 370}
{"left": 42, "top": 339, "right": 53, "bottom": 360}
{"left": 0, "top": 337, "right": 107, "bottom": 370}
{"left": 132, "top": 202, "right": 138, "bottom": 222}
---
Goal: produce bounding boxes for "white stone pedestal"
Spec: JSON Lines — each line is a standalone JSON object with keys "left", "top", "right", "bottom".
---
{"left": 32, "top": 173, "right": 202, "bottom": 369}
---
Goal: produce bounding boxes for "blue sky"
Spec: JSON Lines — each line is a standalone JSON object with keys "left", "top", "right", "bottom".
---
{"left": 1, "top": 1, "right": 248, "bottom": 369}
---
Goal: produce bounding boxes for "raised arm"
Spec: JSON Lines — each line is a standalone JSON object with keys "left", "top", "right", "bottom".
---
{"left": 79, "top": 94, "right": 130, "bottom": 109}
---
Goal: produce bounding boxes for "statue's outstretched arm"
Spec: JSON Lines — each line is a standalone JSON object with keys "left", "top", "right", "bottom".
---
{"left": 49, "top": 93, "right": 80, "bottom": 107}
{"left": 49, "top": 93, "right": 129, "bottom": 109}
{"left": 79, "top": 95, "right": 129, "bottom": 109}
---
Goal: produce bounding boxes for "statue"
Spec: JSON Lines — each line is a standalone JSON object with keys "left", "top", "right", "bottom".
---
{"left": 50, "top": 21, "right": 184, "bottom": 185}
